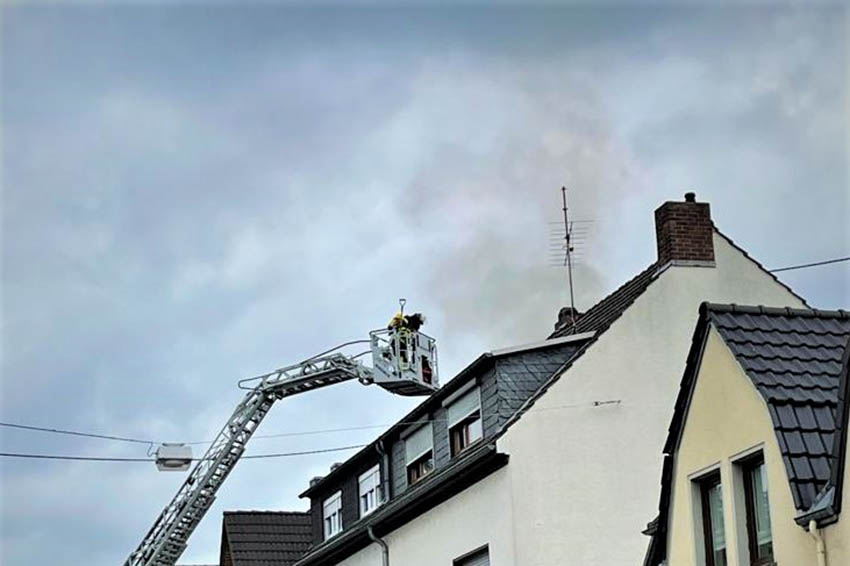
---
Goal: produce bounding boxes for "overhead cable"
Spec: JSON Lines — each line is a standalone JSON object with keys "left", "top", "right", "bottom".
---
{"left": 0, "top": 421, "right": 152, "bottom": 445}
{"left": 769, "top": 256, "right": 850, "bottom": 273}
{"left": 1, "top": 399, "right": 624, "bottom": 448}
{"left": 0, "top": 443, "right": 366, "bottom": 463}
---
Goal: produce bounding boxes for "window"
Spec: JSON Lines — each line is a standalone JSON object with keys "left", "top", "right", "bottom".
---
{"left": 454, "top": 546, "right": 490, "bottom": 566}
{"left": 698, "top": 473, "right": 727, "bottom": 566}
{"left": 322, "top": 491, "right": 342, "bottom": 540}
{"left": 358, "top": 464, "right": 382, "bottom": 517}
{"left": 742, "top": 456, "right": 773, "bottom": 565}
{"left": 405, "top": 424, "right": 434, "bottom": 485}
{"left": 448, "top": 387, "right": 483, "bottom": 457}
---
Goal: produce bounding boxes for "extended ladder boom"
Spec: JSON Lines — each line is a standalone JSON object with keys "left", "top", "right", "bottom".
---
{"left": 124, "top": 354, "right": 373, "bottom": 566}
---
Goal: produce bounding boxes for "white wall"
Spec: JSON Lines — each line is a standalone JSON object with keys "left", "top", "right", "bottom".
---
{"left": 334, "top": 468, "right": 515, "bottom": 566}
{"left": 332, "top": 233, "right": 806, "bottom": 566}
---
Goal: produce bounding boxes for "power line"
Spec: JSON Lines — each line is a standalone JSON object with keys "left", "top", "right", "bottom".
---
{"left": 0, "top": 421, "right": 152, "bottom": 444}
{"left": 186, "top": 419, "right": 435, "bottom": 445}
{"left": 0, "top": 444, "right": 366, "bottom": 463}
{"left": 769, "top": 256, "right": 850, "bottom": 273}
{"left": 0, "top": 419, "right": 432, "bottom": 447}
{"left": 241, "top": 444, "right": 365, "bottom": 459}
{"left": 1, "top": 399, "right": 625, "bottom": 448}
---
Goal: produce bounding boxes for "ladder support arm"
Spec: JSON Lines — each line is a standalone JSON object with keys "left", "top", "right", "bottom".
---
{"left": 124, "top": 354, "right": 373, "bottom": 566}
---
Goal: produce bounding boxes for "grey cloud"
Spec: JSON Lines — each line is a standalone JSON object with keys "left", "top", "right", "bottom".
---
{"left": 1, "top": 5, "right": 847, "bottom": 566}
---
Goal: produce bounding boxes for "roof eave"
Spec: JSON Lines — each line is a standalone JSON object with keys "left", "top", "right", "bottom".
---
{"left": 795, "top": 486, "right": 838, "bottom": 528}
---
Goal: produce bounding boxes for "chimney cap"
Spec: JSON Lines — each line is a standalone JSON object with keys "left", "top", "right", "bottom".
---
{"left": 684, "top": 192, "right": 696, "bottom": 203}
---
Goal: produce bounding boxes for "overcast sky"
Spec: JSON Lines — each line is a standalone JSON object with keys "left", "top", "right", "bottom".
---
{"left": 1, "top": 3, "right": 848, "bottom": 565}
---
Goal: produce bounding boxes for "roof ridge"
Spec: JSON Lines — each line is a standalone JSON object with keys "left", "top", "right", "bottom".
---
{"left": 550, "top": 261, "right": 659, "bottom": 338}
{"left": 701, "top": 302, "right": 849, "bottom": 319}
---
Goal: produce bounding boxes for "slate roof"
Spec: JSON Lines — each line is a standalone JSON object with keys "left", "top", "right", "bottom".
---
{"left": 647, "top": 303, "right": 850, "bottom": 566}
{"left": 707, "top": 304, "right": 850, "bottom": 511}
{"left": 221, "top": 511, "right": 311, "bottom": 566}
{"left": 492, "top": 339, "right": 594, "bottom": 421}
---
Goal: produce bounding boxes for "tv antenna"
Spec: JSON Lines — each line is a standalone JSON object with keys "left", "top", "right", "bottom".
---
{"left": 548, "top": 187, "right": 592, "bottom": 327}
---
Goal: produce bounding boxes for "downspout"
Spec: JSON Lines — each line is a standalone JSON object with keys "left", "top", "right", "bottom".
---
{"left": 367, "top": 526, "right": 389, "bottom": 566}
{"left": 808, "top": 519, "right": 827, "bottom": 566}
{"left": 371, "top": 440, "right": 390, "bottom": 566}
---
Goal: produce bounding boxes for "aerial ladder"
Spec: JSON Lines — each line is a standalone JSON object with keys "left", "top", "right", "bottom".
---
{"left": 124, "top": 305, "right": 439, "bottom": 566}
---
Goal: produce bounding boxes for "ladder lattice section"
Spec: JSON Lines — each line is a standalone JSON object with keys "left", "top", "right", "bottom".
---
{"left": 124, "top": 354, "right": 371, "bottom": 566}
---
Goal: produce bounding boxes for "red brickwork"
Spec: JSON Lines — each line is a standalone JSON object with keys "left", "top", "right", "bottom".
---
{"left": 654, "top": 194, "right": 715, "bottom": 265}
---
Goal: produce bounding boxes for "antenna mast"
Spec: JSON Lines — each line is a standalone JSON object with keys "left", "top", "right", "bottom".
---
{"left": 561, "top": 186, "right": 576, "bottom": 327}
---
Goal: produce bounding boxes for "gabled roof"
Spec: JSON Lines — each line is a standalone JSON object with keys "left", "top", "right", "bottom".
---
{"left": 647, "top": 303, "right": 850, "bottom": 565}
{"left": 551, "top": 262, "right": 659, "bottom": 338}
{"left": 708, "top": 304, "right": 850, "bottom": 512}
{"left": 220, "top": 511, "right": 311, "bottom": 566}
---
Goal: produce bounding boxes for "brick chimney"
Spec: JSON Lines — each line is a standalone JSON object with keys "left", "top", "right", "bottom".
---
{"left": 654, "top": 192, "right": 715, "bottom": 266}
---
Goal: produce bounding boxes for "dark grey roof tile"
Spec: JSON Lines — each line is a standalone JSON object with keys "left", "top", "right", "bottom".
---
{"left": 774, "top": 404, "right": 798, "bottom": 429}
{"left": 810, "top": 456, "right": 832, "bottom": 481}
{"left": 797, "top": 483, "right": 818, "bottom": 509}
{"left": 790, "top": 456, "right": 815, "bottom": 481}
{"left": 776, "top": 431, "right": 789, "bottom": 453}
{"left": 794, "top": 406, "right": 818, "bottom": 430}
{"left": 783, "top": 430, "right": 806, "bottom": 454}
{"left": 801, "top": 432, "right": 827, "bottom": 455}
{"left": 813, "top": 406, "right": 835, "bottom": 430}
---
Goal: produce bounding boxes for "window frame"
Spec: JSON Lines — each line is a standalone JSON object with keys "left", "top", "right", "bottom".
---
{"left": 698, "top": 471, "right": 727, "bottom": 566}
{"left": 406, "top": 450, "right": 434, "bottom": 485}
{"left": 741, "top": 454, "right": 774, "bottom": 566}
{"left": 358, "top": 464, "right": 382, "bottom": 517}
{"left": 449, "top": 411, "right": 483, "bottom": 457}
{"left": 404, "top": 423, "right": 434, "bottom": 486}
{"left": 322, "top": 490, "right": 342, "bottom": 540}
{"left": 447, "top": 386, "right": 483, "bottom": 458}
{"left": 452, "top": 544, "right": 490, "bottom": 566}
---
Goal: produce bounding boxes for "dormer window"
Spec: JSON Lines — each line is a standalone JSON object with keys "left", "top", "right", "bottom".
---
{"left": 358, "top": 464, "right": 382, "bottom": 517}
{"left": 448, "top": 386, "right": 482, "bottom": 457}
{"left": 405, "top": 423, "right": 434, "bottom": 485}
{"left": 322, "top": 491, "right": 342, "bottom": 540}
